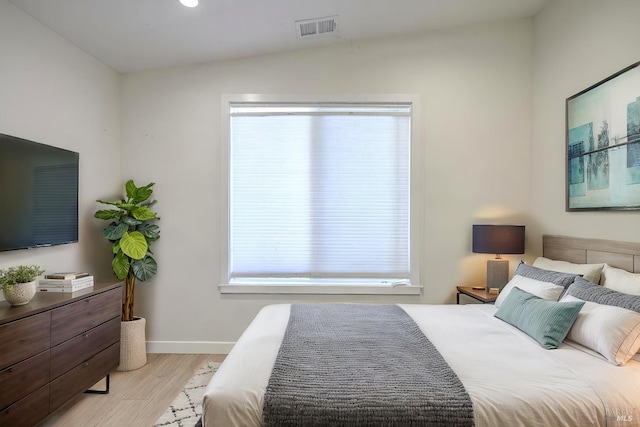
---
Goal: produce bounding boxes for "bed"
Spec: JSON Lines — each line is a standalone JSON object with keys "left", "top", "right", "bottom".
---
{"left": 202, "top": 235, "right": 640, "bottom": 427}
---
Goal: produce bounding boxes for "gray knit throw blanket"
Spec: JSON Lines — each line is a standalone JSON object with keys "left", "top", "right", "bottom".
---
{"left": 263, "top": 303, "right": 475, "bottom": 427}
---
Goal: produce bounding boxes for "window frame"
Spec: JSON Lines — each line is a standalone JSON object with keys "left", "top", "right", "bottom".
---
{"left": 219, "top": 94, "right": 423, "bottom": 295}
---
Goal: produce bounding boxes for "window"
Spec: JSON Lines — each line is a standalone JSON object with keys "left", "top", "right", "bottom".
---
{"left": 221, "top": 96, "right": 421, "bottom": 294}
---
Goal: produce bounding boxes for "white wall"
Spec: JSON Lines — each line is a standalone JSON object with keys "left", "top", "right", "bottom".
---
{"left": 9, "top": 0, "right": 635, "bottom": 352}
{"left": 530, "top": 0, "right": 640, "bottom": 255}
{"left": 0, "top": 1, "right": 121, "bottom": 290}
{"left": 122, "top": 19, "right": 534, "bottom": 349}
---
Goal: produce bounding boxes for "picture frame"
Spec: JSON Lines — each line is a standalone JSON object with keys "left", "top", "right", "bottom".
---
{"left": 566, "top": 61, "right": 640, "bottom": 211}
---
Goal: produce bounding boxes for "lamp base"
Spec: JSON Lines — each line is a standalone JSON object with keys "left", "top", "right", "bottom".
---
{"left": 487, "top": 259, "right": 509, "bottom": 291}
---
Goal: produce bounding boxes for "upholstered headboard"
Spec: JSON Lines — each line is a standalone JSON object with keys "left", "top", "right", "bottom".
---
{"left": 543, "top": 235, "right": 640, "bottom": 273}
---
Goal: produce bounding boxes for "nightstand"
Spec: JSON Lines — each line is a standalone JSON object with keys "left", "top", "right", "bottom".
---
{"left": 456, "top": 286, "right": 497, "bottom": 304}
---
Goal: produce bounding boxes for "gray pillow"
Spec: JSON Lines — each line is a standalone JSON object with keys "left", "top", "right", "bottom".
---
{"left": 567, "top": 276, "right": 640, "bottom": 313}
{"left": 514, "top": 262, "right": 580, "bottom": 290}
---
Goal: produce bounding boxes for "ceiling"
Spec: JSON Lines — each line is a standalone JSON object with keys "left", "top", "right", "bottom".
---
{"left": 8, "top": 0, "right": 550, "bottom": 74}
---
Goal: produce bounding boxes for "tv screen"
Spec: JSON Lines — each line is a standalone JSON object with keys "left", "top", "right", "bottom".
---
{"left": 0, "top": 133, "right": 79, "bottom": 252}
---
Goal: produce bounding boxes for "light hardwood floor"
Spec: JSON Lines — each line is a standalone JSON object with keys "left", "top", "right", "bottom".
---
{"left": 38, "top": 353, "right": 226, "bottom": 427}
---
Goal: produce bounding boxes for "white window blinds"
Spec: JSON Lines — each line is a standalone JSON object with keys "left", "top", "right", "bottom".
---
{"left": 229, "top": 103, "right": 411, "bottom": 281}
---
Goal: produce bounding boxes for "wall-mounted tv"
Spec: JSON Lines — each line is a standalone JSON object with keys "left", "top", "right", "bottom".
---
{"left": 0, "top": 133, "right": 79, "bottom": 252}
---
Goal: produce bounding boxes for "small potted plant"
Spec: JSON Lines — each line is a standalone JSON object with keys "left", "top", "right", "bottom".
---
{"left": 0, "top": 265, "right": 45, "bottom": 306}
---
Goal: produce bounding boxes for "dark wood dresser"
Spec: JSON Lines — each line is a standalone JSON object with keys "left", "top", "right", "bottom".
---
{"left": 0, "top": 282, "right": 122, "bottom": 426}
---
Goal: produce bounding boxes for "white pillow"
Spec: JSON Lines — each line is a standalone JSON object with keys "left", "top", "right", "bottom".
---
{"left": 562, "top": 295, "right": 640, "bottom": 365}
{"left": 601, "top": 264, "right": 640, "bottom": 296}
{"left": 533, "top": 257, "right": 604, "bottom": 284}
{"left": 495, "top": 275, "right": 564, "bottom": 308}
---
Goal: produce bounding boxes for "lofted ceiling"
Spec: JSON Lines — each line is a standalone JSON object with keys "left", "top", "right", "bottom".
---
{"left": 9, "top": 0, "right": 550, "bottom": 74}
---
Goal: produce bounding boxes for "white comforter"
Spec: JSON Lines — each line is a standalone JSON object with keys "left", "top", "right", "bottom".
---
{"left": 202, "top": 304, "right": 640, "bottom": 427}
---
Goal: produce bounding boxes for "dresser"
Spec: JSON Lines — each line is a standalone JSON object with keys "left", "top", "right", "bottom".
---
{"left": 0, "top": 282, "right": 122, "bottom": 426}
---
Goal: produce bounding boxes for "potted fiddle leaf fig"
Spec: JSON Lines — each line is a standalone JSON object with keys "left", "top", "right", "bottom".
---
{"left": 0, "top": 265, "right": 45, "bottom": 306}
{"left": 94, "top": 179, "right": 160, "bottom": 371}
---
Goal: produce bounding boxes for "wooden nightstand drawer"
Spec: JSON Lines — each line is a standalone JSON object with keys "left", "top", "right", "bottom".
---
{"left": 50, "top": 317, "right": 120, "bottom": 380}
{"left": 0, "top": 311, "right": 51, "bottom": 369}
{"left": 0, "top": 384, "right": 49, "bottom": 427}
{"left": 51, "top": 287, "right": 121, "bottom": 346}
{"left": 0, "top": 350, "right": 50, "bottom": 411}
{"left": 49, "top": 342, "right": 120, "bottom": 411}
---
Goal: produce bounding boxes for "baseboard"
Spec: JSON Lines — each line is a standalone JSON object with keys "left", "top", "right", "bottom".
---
{"left": 146, "top": 341, "right": 235, "bottom": 354}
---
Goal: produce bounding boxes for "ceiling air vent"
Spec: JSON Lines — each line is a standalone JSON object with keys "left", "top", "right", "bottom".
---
{"left": 295, "top": 16, "right": 339, "bottom": 39}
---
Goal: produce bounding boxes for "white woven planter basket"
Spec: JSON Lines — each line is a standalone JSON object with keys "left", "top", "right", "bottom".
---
{"left": 117, "top": 317, "right": 147, "bottom": 371}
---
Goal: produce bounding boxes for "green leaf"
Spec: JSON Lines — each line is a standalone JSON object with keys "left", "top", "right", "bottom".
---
{"left": 114, "top": 202, "right": 136, "bottom": 211}
{"left": 132, "top": 255, "right": 157, "bottom": 281}
{"left": 112, "top": 240, "right": 120, "bottom": 254}
{"left": 94, "top": 209, "right": 122, "bottom": 220}
{"left": 96, "top": 199, "right": 123, "bottom": 207}
{"left": 112, "top": 251, "right": 130, "bottom": 280}
{"left": 132, "top": 206, "right": 157, "bottom": 221}
{"left": 132, "top": 182, "right": 154, "bottom": 204}
{"left": 125, "top": 180, "right": 138, "bottom": 199}
{"left": 97, "top": 199, "right": 136, "bottom": 212}
{"left": 126, "top": 180, "right": 155, "bottom": 204}
{"left": 122, "top": 216, "right": 142, "bottom": 226}
{"left": 138, "top": 223, "right": 160, "bottom": 241}
{"left": 119, "top": 231, "right": 148, "bottom": 260}
{"left": 103, "top": 222, "right": 128, "bottom": 240}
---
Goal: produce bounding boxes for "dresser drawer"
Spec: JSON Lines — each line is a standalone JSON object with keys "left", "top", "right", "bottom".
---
{"left": 0, "top": 384, "right": 49, "bottom": 427}
{"left": 50, "top": 287, "right": 121, "bottom": 346}
{"left": 0, "top": 350, "right": 50, "bottom": 411}
{"left": 0, "top": 311, "right": 51, "bottom": 370}
{"left": 50, "top": 317, "right": 120, "bottom": 380}
{"left": 49, "top": 342, "right": 120, "bottom": 411}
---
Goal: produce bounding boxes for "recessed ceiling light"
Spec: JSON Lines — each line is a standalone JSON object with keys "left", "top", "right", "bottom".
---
{"left": 179, "top": 0, "right": 198, "bottom": 7}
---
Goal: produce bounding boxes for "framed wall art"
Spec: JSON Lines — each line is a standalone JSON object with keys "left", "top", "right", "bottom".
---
{"left": 566, "top": 61, "right": 640, "bottom": 211}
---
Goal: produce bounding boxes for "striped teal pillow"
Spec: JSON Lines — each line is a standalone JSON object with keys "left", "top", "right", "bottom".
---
{"left": 495, "top": 286, "right": 584, "bottom": 349}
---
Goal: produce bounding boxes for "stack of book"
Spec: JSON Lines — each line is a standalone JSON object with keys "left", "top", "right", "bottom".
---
{"left": 38, "top": 272, "right": 94, "bottom": 293}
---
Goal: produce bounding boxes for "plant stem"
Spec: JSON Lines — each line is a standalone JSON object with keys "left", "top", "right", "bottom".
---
{"left": 123, "top": 270, "right": 136, "bottom": 322}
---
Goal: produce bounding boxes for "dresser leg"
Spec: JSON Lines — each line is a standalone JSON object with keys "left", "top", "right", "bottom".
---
{"left": 85, "top": 373, "right": 110, "bottom": 394}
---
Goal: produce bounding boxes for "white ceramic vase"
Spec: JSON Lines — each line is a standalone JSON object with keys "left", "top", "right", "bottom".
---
{"left": 2, "top": 281, "right": 36, "bottom": 306}
{"left": 117, "top": 317, "right": 147, "bottom": 371}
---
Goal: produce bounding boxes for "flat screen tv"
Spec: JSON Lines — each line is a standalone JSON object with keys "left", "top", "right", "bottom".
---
{"left": 0, "top": 133, "right": 79, "bottom": 252}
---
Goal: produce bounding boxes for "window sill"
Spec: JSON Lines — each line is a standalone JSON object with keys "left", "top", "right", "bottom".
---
{"left": 218, "top": 282, "right": 422, "bottom": 295}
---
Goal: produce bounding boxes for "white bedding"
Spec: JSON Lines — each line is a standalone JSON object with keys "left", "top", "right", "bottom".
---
{"left": 202, "top": 303, "right": 640, "bottom": 427}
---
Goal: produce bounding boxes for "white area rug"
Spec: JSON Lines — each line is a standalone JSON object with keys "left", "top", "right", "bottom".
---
{"left": 153, "top": 360, "right": 221, "bottom": 427}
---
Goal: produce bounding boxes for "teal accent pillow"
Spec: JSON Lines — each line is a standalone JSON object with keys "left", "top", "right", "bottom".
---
{"left": 494, "top": 286, "right": 585, "bottom": 349}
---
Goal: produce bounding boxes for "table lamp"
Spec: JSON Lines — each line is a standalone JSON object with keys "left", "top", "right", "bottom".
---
{"left": 472, "top": 224, "right": 525, "bottom": 290}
